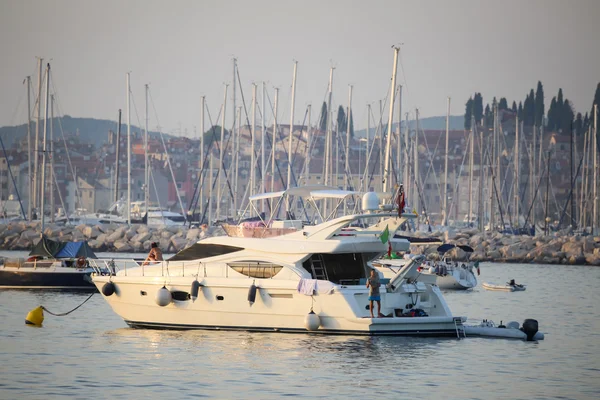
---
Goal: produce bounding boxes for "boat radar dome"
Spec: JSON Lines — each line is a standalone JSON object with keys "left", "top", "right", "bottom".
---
{"left": 362, "top": 192, "right": 379, "bottom": 213}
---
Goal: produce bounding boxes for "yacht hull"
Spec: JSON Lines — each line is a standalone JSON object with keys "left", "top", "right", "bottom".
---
{"left": 93, "top": 275, "right": 461, "bottom": 336}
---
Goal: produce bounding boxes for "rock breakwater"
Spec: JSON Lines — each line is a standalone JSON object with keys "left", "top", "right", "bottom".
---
{"left": 1, "top": 222, "right": 599, "bottom": 265}
{"left": 0, "top": 221, "right": 223, "bottom": 254}
{"left": 409, "top": 228, "right": 600, "bottom": 266}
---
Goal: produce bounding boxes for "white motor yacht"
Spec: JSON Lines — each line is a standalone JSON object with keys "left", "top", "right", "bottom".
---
{"left": 93, "top": 193, "right": 466, "bottom": 336}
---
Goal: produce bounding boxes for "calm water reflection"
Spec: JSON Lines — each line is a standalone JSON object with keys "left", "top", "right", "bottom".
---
{"left": 0, "top": 261, "right": 598, "bottom": 399}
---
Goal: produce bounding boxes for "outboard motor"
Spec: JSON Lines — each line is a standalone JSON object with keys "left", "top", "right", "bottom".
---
{"left": 521, "top": 319, "right": 539, "bottom": 341}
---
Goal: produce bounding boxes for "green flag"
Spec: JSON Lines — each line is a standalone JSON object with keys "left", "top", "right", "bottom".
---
{"left": 379, "top": 225, "right": 389, "bottom": 244}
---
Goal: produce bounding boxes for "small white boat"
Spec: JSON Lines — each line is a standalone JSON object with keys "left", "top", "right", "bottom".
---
{"left": 482, "top": 281, "right": 526, "bottom": 292}
{"left": 463, "top": 319, "right": 543, "bottom": 341}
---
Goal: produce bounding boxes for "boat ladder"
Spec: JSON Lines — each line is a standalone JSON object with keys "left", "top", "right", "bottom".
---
{"left": 453, "top": 317, "right": 466, "bottom": 339}
{"left": 310, "top": 257, "right": 328, "bottom": 281}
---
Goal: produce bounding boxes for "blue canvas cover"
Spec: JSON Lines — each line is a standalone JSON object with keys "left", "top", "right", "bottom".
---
{"left": 54, "top": 241, "right": 97, "bottom": 259}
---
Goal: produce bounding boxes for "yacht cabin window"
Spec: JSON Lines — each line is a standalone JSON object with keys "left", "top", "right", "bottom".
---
{"left": 228, "top": 262, "right": 284, "bottom": 279}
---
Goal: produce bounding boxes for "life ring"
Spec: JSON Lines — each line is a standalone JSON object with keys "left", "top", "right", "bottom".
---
{"left": 76, "top": 257, "right": 86, "bottom": 268}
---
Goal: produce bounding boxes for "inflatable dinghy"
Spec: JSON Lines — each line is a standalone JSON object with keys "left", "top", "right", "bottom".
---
{"left": 482, "top": 282, "right": 526, "bottom": 292}
{"left": 464, "top": 319, "right": 543, "bottom": 341}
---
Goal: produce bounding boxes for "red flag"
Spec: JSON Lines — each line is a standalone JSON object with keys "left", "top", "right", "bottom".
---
{"left": 387, "top": 241, "right": 392, "bottom": 258}
{"left": 397, "top": 185, "right": 405, "bottom": 216}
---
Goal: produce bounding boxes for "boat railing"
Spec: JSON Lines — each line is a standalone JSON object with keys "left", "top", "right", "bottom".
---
{"left": 90, "top": 258, "right": 208, "bottom": 278}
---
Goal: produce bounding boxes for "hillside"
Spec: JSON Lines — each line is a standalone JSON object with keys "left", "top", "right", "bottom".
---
{"left": 0, "top": 115, "right": 162, "bottom": 148}
{"left": 353, "top": 115, "right": 464, "bottom": 138}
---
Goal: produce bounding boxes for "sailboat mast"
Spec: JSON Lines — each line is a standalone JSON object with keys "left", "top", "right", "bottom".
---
{"left": 306, "top": 104, "right": 312, "bottom": 186}
{"left": 217, "top": 84, "right": 228, "bottom": 220}
{"left": 468, "top": 116, "right": 474, "bottom": 225}
{"left": 324, "top": 67, "right": 334, "bottom": 188}
{"left": 344, "top": 85, "right": 353, "bottom": 214}
{"left": 251, "top": 84, "right": 256, "bottom": 203}
{"left": 26, "top": 76, "right": 32, "bottom": 221}
{"left": 443, "top": 97, "right": 450, "bottom": 226}
{"left": 50, "top": 94, "right": 55, "bottom": 223}
{"left": 414, "top": 109, "right": 420, "bottom": 211}
{"left": 477, "top": 123, "right": 484, "bottom": 231}
{"left": 126, "top": 72, "right": 131, "bottom": 224}
{"left": 40, "top": 63, "right": 50, "bottom": 232}
{"left": 271, "top": 88, "right": 278, "bottom": 193}
{"left": 233, "top": 106, "right": 241, "bottom": 218}
{"left": 383, "top": 47, "right": 399, "bottom": 194}
{"left": 287, "top": 62, "right": 298, "bottom": 190}
{"left": 404, "top": 112, "right": 410, "bottom": 200}
{"left": 514, "top": 115, "right": 519, "bottom": 227}
{"left": 365, "top": 104, "right": 370, "bottom": 190}
{"left": 200, "top": 96, "right": 205, "bottom": 221}
{"left": 593, "top": 104, "right": 598, "bottom": 234}
{"left": 396, "top": 85, "right": 402, "bottom": 187}
{"left": 208, "top": 153, "right": 213, "bottom": 224}
{"left": 34, "top": 58, "right": 43, "bottom": 215}
{"left": 261, "top": 82, "right": 266, "bottom": 213}
{"left": 114, "top": 109, "right": 121, "bottom": 203}
{"left": 144, "top": 84, "right": 149, "bottom": 218}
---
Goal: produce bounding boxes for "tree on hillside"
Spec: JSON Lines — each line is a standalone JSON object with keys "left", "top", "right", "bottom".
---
{"left": 575, "top": 112, "right": 583, "bottom": 137}
{"left": 557, "top": 88, "right": 564, "bottom": 110}
{"left": 336, "top": 105, "right": 346, "bottom": 133}
{"left": 511, "top": 101, "right": 518, "bottom": 113}
{"left": 525, "top": 89, "right": 535, "bottom": 127}
{"left": 561, "top": 99, "right": 574, "bottom": 134}
{"left": 535, "top": 81, "right": 545, "bottom": 127}
{"left": 464, "top": 97, "right": 473, "bottom": 130}
{"left": 499, "top": 97, "right": 508, "bottom": 110}
{"left": 590, "top": 82, "right": 600, "bottom": 128}
{"left": 518, "top": 101, "right": 523, "bottom": 122}
{"left": 319, "top": 102, "right": 328, "bottom": 131}
{"left": 547, "top": 97, "right": 558, "bottom": 131}
{"left": 484, "top": 104, "right": 492, "bottom": 127}
{"left": 202, "top": 126, "right": 230, "bottom": 148}
{"left": 473, "top": 93, "right": 484, "bottom": 126}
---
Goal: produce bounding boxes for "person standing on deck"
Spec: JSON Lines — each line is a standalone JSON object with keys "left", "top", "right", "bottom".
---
{"left": 367, "top": 269, "right": 382, "bottom": 318}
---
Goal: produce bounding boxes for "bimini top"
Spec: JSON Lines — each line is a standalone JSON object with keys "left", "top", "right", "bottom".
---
{"left": 437, "top": 244, "right": 474, "bottom": 254}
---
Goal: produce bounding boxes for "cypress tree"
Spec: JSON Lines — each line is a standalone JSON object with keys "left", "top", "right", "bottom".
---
{"left": 561, "top": 99, "right": 574, "bottom": 134}
{"left": 535, "top": 81, "right": 545, "bottom": 127}
{"left": 527, "top": 89, "right": 536, "bottom": 127}
{"left": 464, "top": 97, "right": 473, "bottom": 130}
{"left": 473, "top": 93, "right": 484, "bottom": 126}
{"left": 511, "top": 101, "right": 517, "bottom": 113}
{"left": 484, "top": 104, "right": 492, "bottom": 128}
{"left": 336, "top": 105, "right": 346, "bottom": 133}
{"left": 547, "top": 97, "right": 557, "bottom": 131}
{"left": 575, "top": 112, "right": 583, "bottom": 137}
{"left": 318, "top": 102, "right": 328, "bottom": 132}
{"left": 499, "top": 97, "right": 508, "bottom": 110}
{"left": 590, "top": 82, "right": 600, "bottom": 123}
{"left": 518, "top": 101, "right": 523, "bottom": 122}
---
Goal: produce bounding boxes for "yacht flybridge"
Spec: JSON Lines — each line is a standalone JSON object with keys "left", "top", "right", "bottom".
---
{"left": 93, "top": 193, "right": 466, "bottom": 336}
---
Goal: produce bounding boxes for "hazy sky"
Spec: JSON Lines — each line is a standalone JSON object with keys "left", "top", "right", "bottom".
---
{"left": 1, "top": 0, "right": 598, "bottom": 136}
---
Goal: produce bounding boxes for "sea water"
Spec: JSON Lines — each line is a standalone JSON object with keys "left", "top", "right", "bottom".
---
{"left": 0, "top": 254, "right": 598, "bottom": 399}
